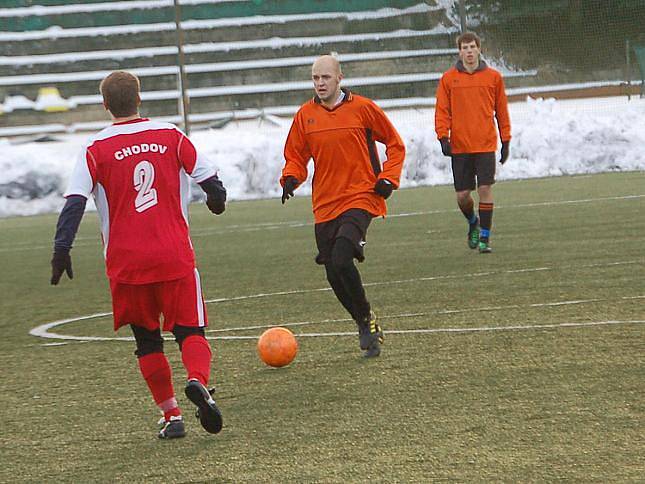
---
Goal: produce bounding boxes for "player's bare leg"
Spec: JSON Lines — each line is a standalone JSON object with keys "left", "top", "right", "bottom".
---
{"left": 456, "top": 190, "right": 479, "bottom": 249}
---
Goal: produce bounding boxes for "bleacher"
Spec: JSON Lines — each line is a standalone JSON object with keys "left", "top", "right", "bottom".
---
{"left": 0, "top": 0, "right": 536, "bottom": 136}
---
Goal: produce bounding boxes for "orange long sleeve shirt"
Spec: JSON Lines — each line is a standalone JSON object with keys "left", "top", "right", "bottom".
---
{"left": 435, "top": 61, "right": 511, "bottom": 154}
{"left": 281, "top": 90, "right": 405, "bottom": 223}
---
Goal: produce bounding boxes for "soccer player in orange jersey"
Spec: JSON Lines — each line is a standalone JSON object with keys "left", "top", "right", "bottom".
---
{"left": 281, "top": 55, "right": 405, "bottom": 357}
{"left": 435, "top": 32, "right": 511, "bottom": 253}
{"left": 50, "top": 71, "right": 226, "bottom": 439}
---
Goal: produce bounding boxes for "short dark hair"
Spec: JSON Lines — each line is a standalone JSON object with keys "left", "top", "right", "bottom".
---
{"left": 457, "top": 32, "right": 481, "bottom": 49}
{"left": 99, "top": 71, "right": 140, "bottom": 117}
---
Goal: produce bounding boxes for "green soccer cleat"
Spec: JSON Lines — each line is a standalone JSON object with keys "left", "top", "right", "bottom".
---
{"left": 467, "top": 224, "right": 480, "bottom": 249}
{"left": 357, "top": 311, "right": 384, "bottom": 358}
{"left": 478, "top": 241, "right": 492, "bottom": 253}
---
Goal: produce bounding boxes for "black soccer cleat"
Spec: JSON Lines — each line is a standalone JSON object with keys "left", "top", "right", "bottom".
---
{"left": 158, "top": 415, "right": 186, "bottom": 439}
{"left": 357, "top": 311, "right": 384, "bottom": 358}
{"left": 185, "top": 379, "right": 223, "bottom": 434}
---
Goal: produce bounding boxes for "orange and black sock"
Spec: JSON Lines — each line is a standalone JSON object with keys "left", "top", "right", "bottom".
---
{"left": 478, "top": 202, "right": 494, "bottom": 242}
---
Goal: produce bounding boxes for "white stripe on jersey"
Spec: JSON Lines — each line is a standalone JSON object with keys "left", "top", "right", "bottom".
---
{"left": 192, "top": 150, "right": 217, "bottom": 183}
{"left": 194, "top": 268, "right": 205, "bottom": 327}
{"left": 94, "top": 183, "right": 110, "bottom": 258}
{"left": 89, "top": 119, "right": 178, "bottom": 143}
{"left": 179, "top": 167, "right": 191, "bottom": 226}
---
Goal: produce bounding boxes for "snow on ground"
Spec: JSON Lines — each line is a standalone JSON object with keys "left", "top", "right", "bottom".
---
{"left": 0, "top": 96, "right": 643, "bottom": 218}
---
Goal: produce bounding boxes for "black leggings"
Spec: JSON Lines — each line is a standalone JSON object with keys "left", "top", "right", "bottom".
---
{"left": 324, "top": 237, "right": 370, "bottom": 322}
{"left": 131, "top": 324, "right": 205, "bottom": 357}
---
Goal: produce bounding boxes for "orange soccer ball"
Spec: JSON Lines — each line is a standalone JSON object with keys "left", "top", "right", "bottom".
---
{"left": 257, "top": 327, "right": 298, "bottom": 368}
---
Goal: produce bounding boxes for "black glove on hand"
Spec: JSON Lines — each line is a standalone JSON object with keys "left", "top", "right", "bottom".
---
{"left": 281, "top": 176, "right": 298, "bottom": 204}
{"left": 199, "top": 175, "right": 227, "bottom": 215}
{"left": 499, "top": 140, "right": 510, "bottom": 164}
{"left": 374, "top": 179, "right": 394, "bottom": 199}
{"left": 51, "top": 250, "right": 73, "bottom": 285}
{"left": 206, "top": 194, "right": 226, "bottom": 215}
{"left": 439, "top": 137, "right": 452, "bottom": 157}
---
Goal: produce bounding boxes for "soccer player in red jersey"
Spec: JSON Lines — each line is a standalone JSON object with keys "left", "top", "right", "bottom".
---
{"left": 50, "top": 71, "right": 226, "bottom": 439}
{"left": 281, "top": 55, "right": 405, "bottom": 358}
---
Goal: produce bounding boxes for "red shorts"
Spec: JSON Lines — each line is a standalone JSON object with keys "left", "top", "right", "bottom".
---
{"left": 110, "top": 268, "right": 208, "bottom": 332}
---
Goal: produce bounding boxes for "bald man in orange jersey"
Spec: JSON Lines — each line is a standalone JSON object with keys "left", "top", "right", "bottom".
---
{"left": 280, "top": 55, "right": 405, "bottom": 358}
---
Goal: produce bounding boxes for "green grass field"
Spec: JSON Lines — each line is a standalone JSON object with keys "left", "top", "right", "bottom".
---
{"left": 1, "top": 172, "right": 644, "bottom": 482}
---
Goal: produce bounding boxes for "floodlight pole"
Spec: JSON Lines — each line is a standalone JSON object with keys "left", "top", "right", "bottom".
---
{"left": 173, "top": 0, "right": 191, "bottom": 135}
{"left": 458, "top": 0, "right": 467, "bottom": 33}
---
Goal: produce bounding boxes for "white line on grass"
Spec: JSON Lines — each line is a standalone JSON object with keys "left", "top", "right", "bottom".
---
{"left": 30, "top": 294, "right": 644, "bottom": 342}
{"left": 33, "top": 319, "right": 645, "bottom": 343}
{"left": 1, "top": 193, "right": 643, "bottom": 253}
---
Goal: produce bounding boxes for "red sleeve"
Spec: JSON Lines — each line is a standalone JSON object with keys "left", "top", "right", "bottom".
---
{"left": 281, "top": 110, "right": 311, "bottom": 186}
{"left": 495, "top": 74, "right": 512, "bottom": 142}
{"left": 434, "top": 73, "right": 451, "bottom": 140}
{"left": 365, "top": 101, "right": 406, "bottom": 188}
{"left": 177, "top": 131, "right": 198, "bottom": 172}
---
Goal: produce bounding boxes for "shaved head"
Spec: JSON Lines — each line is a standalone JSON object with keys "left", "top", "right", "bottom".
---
{"left": 311, "top": 55, "right": 343, "bottom": 107}
{"left": 312, "top": 55, "right": 342, "bottom": 76}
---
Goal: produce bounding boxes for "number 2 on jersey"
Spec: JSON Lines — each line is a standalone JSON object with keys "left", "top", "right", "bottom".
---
{"left": 133, "top": 160, "right": 158, "bottom": 212}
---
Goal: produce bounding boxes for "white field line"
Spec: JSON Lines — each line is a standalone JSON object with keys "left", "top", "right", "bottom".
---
{"left": 29, "top": 273, "right": 645, "bottom": 341}
{"left": 291, "top": 320, "right": 645, "bottom": 339}
{"left": 204, "top": 295, "right": 645, "bottom": 333}
{"left": 0, "top": 4, "right": 435, "bottom": 41}
{"left": 2, "top": 193, "right": 643, "bottom": 253}
{"left": 30, "top": 317, "right": 645, "bottom": 344}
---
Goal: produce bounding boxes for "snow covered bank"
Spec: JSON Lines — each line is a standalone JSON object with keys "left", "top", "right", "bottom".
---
{"left": 0, "top": 96, "right": 643, "bottom": 218}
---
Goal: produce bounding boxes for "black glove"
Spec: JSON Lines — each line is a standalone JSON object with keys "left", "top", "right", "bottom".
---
{"left": 499, "top": 140, "right": 510, "bottom": 164}
{"left": 374, "top": 179, "right": 394, "bottom": 199}
{"left": 281, "top": 176, "right": 298, "bottom": 204}
{"left": 206, "top": 194, "right": 225, "bottom": 215}
{"left": 199, "top": 175, "right": 227, "bottom": 215}
{"left": 439, "top": 137, "right": 451, "bottom": 157}
{"left": 51, "top": 250, "right": 73, "bottom": 285}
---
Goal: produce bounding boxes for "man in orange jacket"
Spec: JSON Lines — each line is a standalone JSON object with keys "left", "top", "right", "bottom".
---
{"left": 280, "top": 54, "right": 405, "bottom": 357}
{"left": 435, "top": 31, "right": 511, "bottom": 253}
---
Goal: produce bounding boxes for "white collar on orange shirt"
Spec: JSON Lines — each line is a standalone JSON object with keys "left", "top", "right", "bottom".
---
{"left": 333, "top": 90, "right": 346, "bottom": 107}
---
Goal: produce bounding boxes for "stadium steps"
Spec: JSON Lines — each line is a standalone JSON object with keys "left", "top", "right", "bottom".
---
{"left": 0, "top": 5, "right": 444, "bottom": 56}
{"left": 0, "top": 0, "right": 424, "bottom": 31}
{"left": 0, "top": 1, "right": 461, "bottom": 131}
{"left": 0, "top": 49, "right": 458, "bottom": 98}
{"left": 0, "top": 30, "right": 454, "bottom": 77}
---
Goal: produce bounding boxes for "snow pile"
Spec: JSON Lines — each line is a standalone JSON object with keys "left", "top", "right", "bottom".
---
{"left": 0, "top": 96, "right": 643, "bottom": 218}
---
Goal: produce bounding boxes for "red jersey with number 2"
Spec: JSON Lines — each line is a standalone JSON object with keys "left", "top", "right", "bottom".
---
{"left": 65, "top": 118, "right": 216, "bottom": 284}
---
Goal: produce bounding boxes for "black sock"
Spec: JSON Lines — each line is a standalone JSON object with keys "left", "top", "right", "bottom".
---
{"left": 478, "top": 202, "right": 494, "bottom": 241}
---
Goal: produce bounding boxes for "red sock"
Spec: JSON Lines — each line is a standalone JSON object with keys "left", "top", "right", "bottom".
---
{"left": 138, "top": 352, "right": 181, "bottom": 421}
{"left": 181, "top": 335, "right": 212, "bottom": 386}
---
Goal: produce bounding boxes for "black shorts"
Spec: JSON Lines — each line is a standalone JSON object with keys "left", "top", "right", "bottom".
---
{"left": 314, "top": 209, "right": 373, "bottom": 265}
{"left": 451, "top": 152, "right": 496, "bottom": 191}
